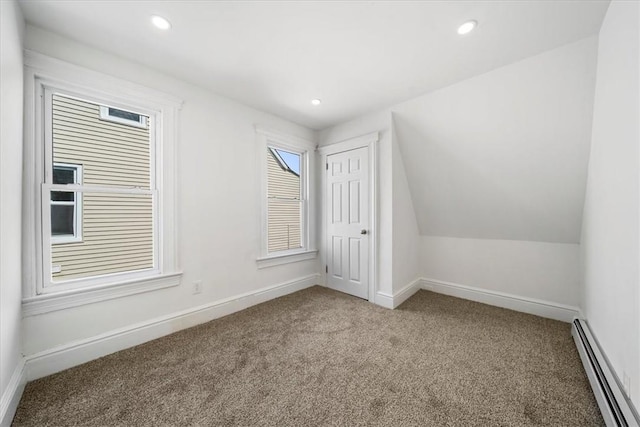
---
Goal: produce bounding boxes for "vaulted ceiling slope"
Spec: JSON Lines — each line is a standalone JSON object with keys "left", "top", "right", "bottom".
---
{"left": 18, "top": 1, "right": 609, "bottom": 129}
{"left": 393, "top": 37, "right": 598, "bottom": 244}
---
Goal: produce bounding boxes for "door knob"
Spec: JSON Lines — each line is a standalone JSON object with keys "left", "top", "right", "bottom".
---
{"left": 361, "top": 229, "right": 368, "bottom": 235}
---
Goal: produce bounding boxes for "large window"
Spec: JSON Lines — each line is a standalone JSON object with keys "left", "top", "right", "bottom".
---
{"left": 256, "top": 127, "right": 317, "bottom": 268}
{"left": 44, "top": 91, "right": 155, "bottom": 286}
{"left": 24, "top": 53, "right": 182, "bottom": 312}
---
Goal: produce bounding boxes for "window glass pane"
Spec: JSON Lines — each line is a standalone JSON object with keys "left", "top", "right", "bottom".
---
{"left": 51, "top": 191, "right": 75, "bottom": 202}
{"left": 53, "top": 167, "right": 75, "bottom": 184}
{"left": 50, "top": 191, "right": 153, "bottom": 282}
{"left": 51, "top": 205, "right": 74, "bottom": 236}
{"left": 52, "top": 94, "right": 151, "bottom": 189}
{"left": 108, "top": 107, "right": 141, "bottom": 123}
{"left": 274, "top": 149, "right": 300, "bottom": 175}
{"left": 267, "top": 148, "right": 301, "bottom": 199}
{"left": 267, "top": 199, "right": 302, "bottom": 252}
{"left": 266, "top": 147, "right": 303, "bottom": 253}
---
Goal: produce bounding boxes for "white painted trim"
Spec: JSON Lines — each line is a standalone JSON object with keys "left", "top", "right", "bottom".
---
{"left": 23, "top": 50, "right": 183, "bottom": 108}
{"left": 24, "top": 274, "right": 320, "bottom": 381}
{"left": 256, "top": 126, "right": 316, "bottom": 260}
{"left": 375, "top": 291, "right": 394, "bottom": 309}
{"left": 0, "top": 359, "right": 26, "bottom": 427}
{"left": 421, "top": 277, "right": 580, "bottom": 322}
{"left": 23, "top": 272, "right": 182, "bottom": 316}
{"left": 374, "top": 278, "right": 422, "bottom": 309}
{"left": 256, "top": 249, "right": 318, "bottom": 269}
{"left": 22, "top": 52, "right": 182, "bottom": 303}
{"left": 318, "top": 132, "right": 379, "bottom": 155}
{"left": 392, "top": 278, "right": 422, "bottom": 308}
{"left": 320, "top": 132, "right": 379, "bottom": 303}
{"left": 254, "top": 125, "right": 316, "bottom": 150}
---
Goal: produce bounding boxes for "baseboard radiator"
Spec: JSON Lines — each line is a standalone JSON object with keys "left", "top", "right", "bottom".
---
{"left": 572, "top": 319, "right": 640, "bottom": 427}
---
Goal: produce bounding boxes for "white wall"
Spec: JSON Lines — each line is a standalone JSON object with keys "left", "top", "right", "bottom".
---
{"left": 580, "top": 0, "right": 640, "bottom": 409}
{"left": 393, "top": 37, "right": 598, "bottom": 244}
{"left": 422, "top": 237, "right": 581, "bottom": 307}
{"left": 22, "top": 26, "right": 319, "bottom": 356}
{"left": 391, "top": 118, "right": 420, "bottom": 292}
{"left": 0, "top": 0, "right": 25, "bottom": 413}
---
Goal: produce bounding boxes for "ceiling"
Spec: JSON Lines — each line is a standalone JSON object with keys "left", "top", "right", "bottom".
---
{"left": 18, "top": 1, "right": 609, "bottom": 130}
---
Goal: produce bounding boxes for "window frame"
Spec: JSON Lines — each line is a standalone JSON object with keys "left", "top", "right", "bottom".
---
{"left": 23, "top": 51, "right": 183, "bottom": 315}
{"left": 256, "top": 126, "right": 317, "bottom": 268}
{"left": 50, "top": 162, "right": 83, "bottom": 244}
{"left": 40, "top": 86, "right": 159, "bottom": 293}
{"left": 266, "top": 145, "right": 305, "bottom": 254}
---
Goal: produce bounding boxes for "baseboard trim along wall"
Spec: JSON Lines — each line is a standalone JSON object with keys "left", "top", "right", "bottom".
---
{"left": 419, "top": 277, "right": 579, "bottom": 322}
{"left": 24, "top": 274, "right": 320, "bottom": 382}
{"left": 375, "top": 278, "right": 422, "bottom": 309}
{"left": 0, "top": 359, "right": 26, "bottom": 427}
{"left": 572, "top": 319, "right": 640, "bottom": 427}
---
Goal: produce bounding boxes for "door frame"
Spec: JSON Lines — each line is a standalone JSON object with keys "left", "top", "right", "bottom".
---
{"left": 318, "top": 132, "right": 379, "bottom": 303}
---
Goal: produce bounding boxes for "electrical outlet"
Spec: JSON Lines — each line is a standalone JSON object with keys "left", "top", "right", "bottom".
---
{"left": 623, "top": 372, "right": 631, "bottom": 398}
{"left": 193, "top": 280, "right": 203, "bottom": 295}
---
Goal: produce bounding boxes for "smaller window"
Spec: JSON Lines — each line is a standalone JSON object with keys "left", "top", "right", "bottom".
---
{"left": 267, "top": 146, "right": 304, "bottom": 253}
{"left": 99, "top": 105, "right": 148, "bottom": 128}
{"left": 51, "top": 163, "right": 83, "bottom": 243}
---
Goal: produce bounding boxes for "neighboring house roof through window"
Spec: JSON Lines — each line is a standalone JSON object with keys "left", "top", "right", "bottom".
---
{"left": 268, "top": 147, "right": 300, "bottom": 177}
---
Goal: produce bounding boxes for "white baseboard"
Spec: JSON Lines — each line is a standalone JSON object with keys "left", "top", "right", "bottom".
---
{"left": 0, "top": 359, "right": 26, "bottom": 427}
{"left": 25, "top": 274, "right": 320, "bottom": 381}
{"left": 374, "top": 291, "right": 393, "bottom": 309}
{"left": 393, "top": 278, "right": 422, "bottom": 308}
{"left": 421, "top": 277, "right": 579, "bottom": 322}
{"left": 375, "top": 278, "right": 422, "bottom": 309}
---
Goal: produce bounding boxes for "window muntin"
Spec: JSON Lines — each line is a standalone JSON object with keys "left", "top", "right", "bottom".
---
{"left": 44, "top": 91, "right": 157, "bottom": 288}
{"left": 266, "top": 146, "right": 305, "bottom": 253}
{"left": 50, "top": 163, "right": 83, "bottom": 242}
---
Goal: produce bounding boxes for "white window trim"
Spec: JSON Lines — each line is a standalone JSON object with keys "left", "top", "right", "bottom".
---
{"left": 23, "top": 51, "right": 183, "bottom": 315}
{"left": 255, "top": 125, "right": 317, "bottom": 267}
{"left": 41, "top": 85, "right": 159, "bottom": 293}
{"left": 99, "top": 105, "right": 148, "bottom": 129}
{"left": 50, "top": 162, "right": 83, "bottom": 244}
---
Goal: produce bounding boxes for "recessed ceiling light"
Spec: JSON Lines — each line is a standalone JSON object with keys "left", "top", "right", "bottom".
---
{"left": 151, "top": 15, "right": 171, "bottom": 30}
{"left": 311, "top": 99, "right": 322, "bottom": 106}
{"left": 457, "top": 20, "right": 477, "bottom": 35}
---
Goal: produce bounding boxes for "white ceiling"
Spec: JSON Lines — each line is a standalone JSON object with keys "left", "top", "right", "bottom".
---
{"left": 18, "top": 1, "right": 609, "bottom": 130}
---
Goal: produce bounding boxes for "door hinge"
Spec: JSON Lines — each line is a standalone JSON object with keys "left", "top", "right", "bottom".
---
{"left": 325, "top": 265, "right": 328, "bottom": 273}
{"left": 326, "top": 163, "right": 328, "bottom": 170}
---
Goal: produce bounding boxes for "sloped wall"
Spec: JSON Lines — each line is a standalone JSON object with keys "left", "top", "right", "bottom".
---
{"left": 387, "top": 37, "right": 598, "bottom": 307}
{"left": 392, "top": 37, "right": 598, "bottom": 244}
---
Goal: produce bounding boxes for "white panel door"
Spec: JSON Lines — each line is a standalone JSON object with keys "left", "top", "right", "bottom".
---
{"left": 326, "top": 147, "right": 369, "bottom": 299}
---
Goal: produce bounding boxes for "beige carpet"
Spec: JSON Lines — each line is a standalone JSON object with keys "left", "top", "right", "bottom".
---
{"left": 13, "top": 287, "right": 603, "bottom": 426}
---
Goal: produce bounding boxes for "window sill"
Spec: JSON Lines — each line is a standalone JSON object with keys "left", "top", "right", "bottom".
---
{"left": 22, "top": 272, "right": 182, "bottom": 316}
{"left": 256, "top": 250, "right": 318, "bottom": 269}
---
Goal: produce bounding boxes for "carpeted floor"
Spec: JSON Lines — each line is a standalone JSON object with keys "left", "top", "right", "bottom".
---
{"left": 13, "top": 287, "right": 603, "bottom": 426}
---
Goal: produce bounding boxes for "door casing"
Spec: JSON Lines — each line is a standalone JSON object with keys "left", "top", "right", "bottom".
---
{"left": 319, "top": 132, "right": 379, "bottom": 303}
